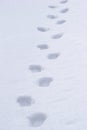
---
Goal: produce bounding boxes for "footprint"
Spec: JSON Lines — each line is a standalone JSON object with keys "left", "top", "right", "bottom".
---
{"left": 47, "top": 15, "right": 58, "bottom": 19}
{"left": 17, "top": 96, "right": 35, "bottom": 107}
{"left": 37, "top": 27, "right": 49, "bottom": 32}
{"left": 56, "top": 20, "right": 66, "bottom": 24}
{"left": 60, "top": 8, "right": 69, "bottom": 13}
{"left": 60, "top": 0, "right": 68, "bottom": 4}
{"left": 28, "top": 113, "right": 47, "bottom": 127}
{"left": 37, "top": 44, "right": 49, "bottom": 50}
{"left": 29, "top": 65, "right": 43, "bottom": 73}
{"left": 38, "top": 77, "right": 53, "bottom": 87}
{"left": 52, "top": 33, "right": 63, "bottom": 39}
{"left": 48, "top": 5, "right": 58, "bottom": 9}
{"left": 47, "top": 53, "right": 60, "bottom": 60}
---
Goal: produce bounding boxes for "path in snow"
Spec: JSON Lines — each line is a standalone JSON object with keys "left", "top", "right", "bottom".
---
{"left": 16, "top": 0, "right": 69, "bottom": 128}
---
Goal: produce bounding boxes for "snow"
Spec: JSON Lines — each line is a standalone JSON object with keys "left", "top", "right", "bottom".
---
{"left": 0, "top": 0, "right": 87, "bottom": 129}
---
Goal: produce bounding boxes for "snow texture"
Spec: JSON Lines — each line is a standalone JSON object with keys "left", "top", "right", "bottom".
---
{"left": 0, "top": 0, "right": 87, "bottom": 130}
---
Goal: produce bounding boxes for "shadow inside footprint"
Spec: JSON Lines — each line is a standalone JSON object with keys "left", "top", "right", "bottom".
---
{"left": 29, "top": 65, "right": 43, "bottom": 73}
{"left": 60, "top": 0, "right": 68, "bottom": 4}
{"left": 37, "top": 44, "right": 49, "bottom": 50}
{"left": 48, "top": 5, "right": 58, "bottom": 9}
{"left": 38, "top": 77, "right": 53, "bottom": 87}
{"left": 60, "top": 8, "right": 69, "bottom": 13}
{"left": 17, "top": 96, "right": 35, "bottom": 107}
{"left": 28, "top": 113, "right": 47, "bottom": 127}
{"left": 37, "top": 27, "right": 49, "bottom": 32}
{"left": 47, "top": 15, "right": 58, "bottom": 19}
{"left": 56, "top": 20, "right": 66, "bottom": 24}
{"left": 47, "top": 53, "right": 60, "bottom": 60}
{"left": 52, "top": 33, "right": 63, "bottom": 39}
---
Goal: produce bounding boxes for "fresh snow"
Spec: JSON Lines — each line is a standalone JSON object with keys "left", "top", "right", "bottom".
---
{"left": 0, "top": 0, "right": 87, "bottom": 130}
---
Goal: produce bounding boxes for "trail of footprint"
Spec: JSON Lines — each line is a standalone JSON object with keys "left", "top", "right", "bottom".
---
{"left": 37, "top": 27, "right": 50, "bottom": 32}
{"left": 48, "top": 5, "right": 58, "bottom": 9}
{"left": 60, "top": 8, "right": 69, "bottom": 13}
{"left": 47, "top": 53, "right": 60, "bottom": 60}
{"left": 17, "top": 96, "right": 35, "bottom": 107}
{"left": 38, "top": 77, "right": 53, "bottom": 87}
{"left": 60, "top": 0, "right": 68, "bottom": 4}
{"left": 56, "top": 19, "right": 66, "bottom": 25}
{"left": 29, "top": 65, "right": 43, "bottom": 73}
{"left": 28, "top": 112, "right": 47, "bottom": 127}
{"left": 47, "top": 14, "right": 58, "bottom": 19}
{"left": 52, "top": 33, "right": 63, "bottom": 39}
{"left": 37, "top": 44, "right": 49, "bottom": 50}
{"left": 17, "top": 0, "right": 70, "bottom": 128}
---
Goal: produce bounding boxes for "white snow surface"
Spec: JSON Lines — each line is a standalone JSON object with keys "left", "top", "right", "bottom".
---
{"left": 0, "top": 0, "right": 87, "bottom": 129}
